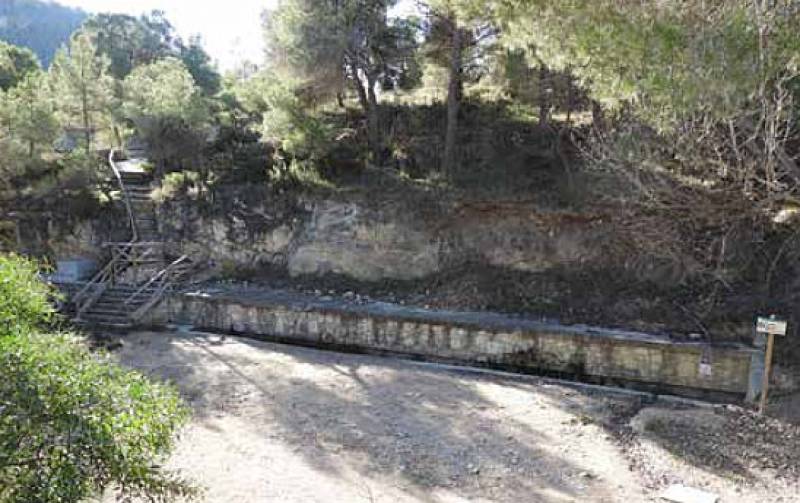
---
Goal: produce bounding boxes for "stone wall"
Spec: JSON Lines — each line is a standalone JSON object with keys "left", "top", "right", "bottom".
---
{"left": 162, "top": 288, "right": 761, "bottom": 399}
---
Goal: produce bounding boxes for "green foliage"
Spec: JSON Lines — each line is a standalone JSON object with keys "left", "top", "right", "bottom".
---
{"left": 499, "top": 0, "right": 800, "bottom": 128}
{"left": 123, "top": 58, "right": 204, "bottom": 123}
{"left": 1, "top": 71, "right": 59, "bottom": 157}
{"left": 81, "top": 12, "right": 220, "bottom": 94}
{"left": 81, "top": 12, "right": 177, "bottom": 80}
{"left": 179, "top": 36, "right": 221, "bottom": 96}
{"left": 269, "top": 157, "right": 335, "bottom": 190}
{"left": 266, "top": 0, "right": 419, "bottom": 97}
{"left": 231, "top": 71, "right": 275, "bottom": 117}
{"left": 155, "top": 170, "right": 202, "bottom": 201}
{"left": 0, "top": 41, "right": 40, "bottom": 92}
{"left": 0, "top": 254, "right": 53, "bottom": 335}
{"left": 265, "top": 0, "right": 420, "bottom": 157}
{"left": 49, "top": 32, "right": 116, "bottom": 150}
{"left": 0, "top": 254, "right": 195, "bottom": 502}
{"left": 259, "top": 78, "right": 334, "bottom": 160}
{"left": 123, "top": 58, "right": 207, "bottom": 172}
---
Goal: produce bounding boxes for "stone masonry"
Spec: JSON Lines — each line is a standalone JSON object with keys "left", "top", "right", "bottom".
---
{"left": 153, "top": 288, "right": 762, "bottom": 400}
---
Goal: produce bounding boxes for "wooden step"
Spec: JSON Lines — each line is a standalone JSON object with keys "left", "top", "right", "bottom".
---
{"left": 93, "top": 297, "right": 149, "bottom": 307}
{"left": 80, "top": 314, "right": 131, "bottom": 325}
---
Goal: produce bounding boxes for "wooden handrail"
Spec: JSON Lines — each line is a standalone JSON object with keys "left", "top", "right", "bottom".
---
{"left": 72, "top": 253, "right": 123, "bottom": 319}
{"left": 124, "top": 255, "right": 189, "bottom": 307}
{"left": 72, "top": 253, "right": 121, "bottom": 305}
{"left": 128, "top": 256, "right": 195, "bottom": 322}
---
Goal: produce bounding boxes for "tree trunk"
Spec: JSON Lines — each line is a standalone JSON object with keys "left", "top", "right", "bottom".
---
{"left": 350, "top": 62, "right": 379, "bottom": 159}
{"left": 591, "top": 101, "right": 606, "bottom": 133}
{"left": 538, "top": 64, "right": 550, "bottom": 126}
{"left": 353, "top": 74, "right": 370, "bottom": 114}
{"left": 443, "top": 23, "right": 463, "bottom": 179}
{"left": 365, "top": 72, "right": 381, "bottom": 162}
{"left": 565, "top": 67, "right": 574, "bottom": 125}
{"left": 113, "top": 124, "right": 123, "bottom": 150}
{"left": 81, "top": 88, "right": 92, "bottom": 154}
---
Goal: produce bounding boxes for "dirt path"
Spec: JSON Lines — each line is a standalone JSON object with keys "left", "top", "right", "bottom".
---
{"left": 105, "top": 331, "right": 798, "bottom": 502}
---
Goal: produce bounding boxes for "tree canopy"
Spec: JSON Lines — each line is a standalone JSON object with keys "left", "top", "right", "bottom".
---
{"left": 80, "top": 12, "right": 220, "bottom": 94}
{"left": 0, "top": 41, "right": 40, "bottom": 92}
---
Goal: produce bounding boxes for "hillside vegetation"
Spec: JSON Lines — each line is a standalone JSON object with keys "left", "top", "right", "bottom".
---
{"left": 1, "top": 1, "right": 800, "bottom": 346}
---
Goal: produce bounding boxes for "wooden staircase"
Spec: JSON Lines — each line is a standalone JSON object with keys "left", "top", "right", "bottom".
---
{"left": 68, "top": 151, "right": 196, "bottom": 329}
{"left": 77, "top": 284, "right": 159, "bottom": 328}
{"left": 73, "top": 253, "right": 194, "bottom": 328}
{"left": 116, "top": 161, "right": 160, "bottom": 243}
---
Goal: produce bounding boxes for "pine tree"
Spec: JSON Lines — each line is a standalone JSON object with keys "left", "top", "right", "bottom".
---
{"left": 49, "top": 32, "right": 116, "bottom": 153}
{"left": 3, "top": 72, "right": 58, "bottom": 157}
{"left": 265, "top": 0, "right": 418, "bottom": 161}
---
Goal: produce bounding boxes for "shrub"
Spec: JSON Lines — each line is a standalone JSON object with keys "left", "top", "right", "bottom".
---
{"left": 0, "top": 254, "right": 54, "bottom": 334}
{"left": 0, "top": 254, "right": 195, "bottom": 502}
{"left": 154, "top": 170, "right": 201, "bottom": 201}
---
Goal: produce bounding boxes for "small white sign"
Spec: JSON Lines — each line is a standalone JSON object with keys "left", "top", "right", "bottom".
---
{"left": 756, "top": 317, "right": 788, "bottom": 336}
{"left": 698, "top": 363, "right": 712, "bottom": 378}
{"left": 660, "top": 484, "right": 718, "bottom": 503}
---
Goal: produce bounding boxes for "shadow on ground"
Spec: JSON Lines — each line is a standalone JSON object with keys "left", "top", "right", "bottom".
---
{"left": 118, "top": 331, "right": 633, "bottom": 502}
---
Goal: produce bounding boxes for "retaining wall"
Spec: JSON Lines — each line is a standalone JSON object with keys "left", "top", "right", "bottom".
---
{"left": 157, "top": 288, "right": 763, "bottom": 400}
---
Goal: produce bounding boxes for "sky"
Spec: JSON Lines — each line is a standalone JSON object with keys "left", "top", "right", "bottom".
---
{"left": 57, "top": 0, "right": 276, "bottom": 71}
{"left": 57, "top": 0, "right": 418, "bottom": 72}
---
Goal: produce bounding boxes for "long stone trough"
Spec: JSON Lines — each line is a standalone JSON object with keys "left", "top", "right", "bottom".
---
{"left": 148, "top": 287, "right": 764, "bottom": 401}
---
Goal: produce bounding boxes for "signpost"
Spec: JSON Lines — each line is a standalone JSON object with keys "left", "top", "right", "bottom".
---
{"left": 756, "top": 315, "right": 787, "bottom": 414}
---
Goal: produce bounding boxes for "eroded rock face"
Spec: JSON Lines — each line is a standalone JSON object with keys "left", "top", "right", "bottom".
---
{"left": 154, "top": 193, "right": 305, "bottom": 270}
{"left": 455, "top": 216, "right": 604, "bottom": 272}
{"left": 178, "top": 217, "right": 297, "bottom": 268}
{"left": 288, "top": 201, "right": 440, "bottom": 281}
{"left": 50, "top": 190, "right": 614, "bottom": 283}
{"left": 48, "top": 221, "right": 103, "bottom": 261}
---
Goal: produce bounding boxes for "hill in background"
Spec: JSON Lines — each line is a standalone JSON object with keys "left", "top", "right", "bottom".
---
{"left": 0, "top": 0, "right": 86, "bottom": 67}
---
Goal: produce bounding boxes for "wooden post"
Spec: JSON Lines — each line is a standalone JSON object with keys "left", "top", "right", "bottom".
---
{"left": 759, "top": 332, "right": 776, "bottom": 414}
{"left": 756, "top": 315, "right": 787, "bottom": 415}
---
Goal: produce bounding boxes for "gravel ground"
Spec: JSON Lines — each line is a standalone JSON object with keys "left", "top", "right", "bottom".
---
{"left": 102, "top": 331, "right": 799, "bottom": 502}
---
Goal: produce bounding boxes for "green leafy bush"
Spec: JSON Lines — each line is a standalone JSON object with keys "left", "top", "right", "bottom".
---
{"left": 0, "top": 254, "right": 54, "bottom": 334}
{"left": 258, "top": 78, "right": 334, "bottom": 160}
{"left": 154, "top": 170, "right": 202, "bottom": 201}
{"left": 0, "top": 254, "right": 195, "bottom": 502}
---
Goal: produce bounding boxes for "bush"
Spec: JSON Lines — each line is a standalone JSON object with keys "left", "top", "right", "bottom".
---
{"left": 0, "top": 254, "right": 53, "bottom": 334}
{"left": 0, "top": 254, "right": 195, "bottom": 502}
{"left": 154, "top": 170, "right": 202, "bottom": 201}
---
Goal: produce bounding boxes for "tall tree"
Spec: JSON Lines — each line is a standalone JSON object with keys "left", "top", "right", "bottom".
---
{"left": 123, "top": 57, "right": 206, "bottom": 174}
{"left": 180, "top": 35, "right": 221, "bottom": 95}
{"left": 80, "top": 13, "right": 159, "bottom": 80}
{"left": 422, "top": 1, "right": 496, "bottom": 177}
{"left": 1, "top": 71, "right": 58, "bottom": 157}
{"left": 49, "top": 32, "right": 115, "bottom": 153}
{"left": 80, "top": 11, "right": 220, "bottom": 94}
{"left": 265, "top": 0, "right": 418, "bottom": 160}
{"left": 0, "top": 41, "right": 40, "bottom": 91}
